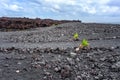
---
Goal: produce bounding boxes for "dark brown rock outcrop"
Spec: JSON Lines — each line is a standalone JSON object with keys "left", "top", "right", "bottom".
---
{"left": 0, "top": 17, "right": 81, "bottom": 30}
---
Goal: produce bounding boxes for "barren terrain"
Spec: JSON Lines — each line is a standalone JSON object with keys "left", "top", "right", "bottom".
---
{"left": 0, "top": 22, "right": 120, "bottom": 80}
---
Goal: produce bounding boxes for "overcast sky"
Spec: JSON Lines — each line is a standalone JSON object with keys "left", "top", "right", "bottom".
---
{"left": 0, "top": 0, "right": 120, "bottom": 23}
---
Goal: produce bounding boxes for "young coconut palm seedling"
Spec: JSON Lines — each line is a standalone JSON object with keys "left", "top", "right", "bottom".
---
{"left": 73, "top": 32, "right": 79, "bottom": 41}
{"left": 80, "top": 39, "right": 89, "bottom": 48}
{"left": 76, "top": 39, "right": 89, "bottom": 51}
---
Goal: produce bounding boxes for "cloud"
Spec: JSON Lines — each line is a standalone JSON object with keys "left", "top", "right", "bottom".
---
{"left": 44, "top": 0, "right": 76, "bottom": 5}
{"left": 5, "top": 4, "right": 23, "bottom": 11}
{"left": 36, "top": 0, "right": 120, "bottom": 16}
{"left": 0, "top": 0, "right": 120, "bottom": 22}
{"left": 0, "top": 0, "right": 23, "bottom": 11}
{"left": 100, "top": 6, "right": 119, "bottom": 13}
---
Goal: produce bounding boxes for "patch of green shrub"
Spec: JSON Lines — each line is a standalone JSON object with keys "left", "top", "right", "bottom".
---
{"left": 73, "top": 32, "right": 79, "bottom": 40}
{"left": 81, "top": 39, "right": 89, "bottom": 47}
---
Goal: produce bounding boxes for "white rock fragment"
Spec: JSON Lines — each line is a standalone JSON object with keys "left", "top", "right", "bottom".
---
{"left": 17, "top": 62, "right": 22, "bottom": 65}
{"left": 76, "top": 58, "right": 80, "bottom": 61}
{"left": 111, "top": 46, "right": 115, "bottom": 50}
{"left": 67, "top": 57, "right": 72, "bottom": 62}
{"left": 70, "top": 52, "right": 77, "bottom": 57}
{"left": 75, "top": 47, "right": 80, "bottom": 51}
{"left": 113, "top": 36, "right": 116, "bottom": 39}
{"left": 16, "top": 70, "right": 20, "bottom": 73}
{"left": 61, "top": 34, "right": 64, "bottom": 36}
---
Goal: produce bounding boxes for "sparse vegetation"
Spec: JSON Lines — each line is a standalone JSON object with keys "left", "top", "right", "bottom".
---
{"left": 79, "top": 39, "right": 89, "bottom": 48}
{"left": 75, "top": 39, "right": 89, "bottom": 51}
{"left": 73, "top": 32, "right": 79, "bottom": 41}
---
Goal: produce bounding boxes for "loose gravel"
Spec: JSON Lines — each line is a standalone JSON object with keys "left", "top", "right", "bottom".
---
{"left": 0, "top": 22, "right": 120, "bottom": 80}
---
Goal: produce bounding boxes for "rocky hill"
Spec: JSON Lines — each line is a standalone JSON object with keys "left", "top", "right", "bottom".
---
{"left": 0, "top": 17, "right": 81, "bottom": 30}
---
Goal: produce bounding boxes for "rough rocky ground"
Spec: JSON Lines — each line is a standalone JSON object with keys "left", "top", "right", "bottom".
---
{"left": 0, "top": 22, "right": 120, "bottom": 80}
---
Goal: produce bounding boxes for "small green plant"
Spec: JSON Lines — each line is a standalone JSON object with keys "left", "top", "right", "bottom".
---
{"left": 73, "top": 32, "right": 79, "bottom": 40}
{"left": 79, "top": 39, "right": 89, "bottom": 48}
{"left": 81, "top": 39, "right": 89, "bottom": 47}
{"left": 75, "top": 39, "right": 89, "bottom": 51}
